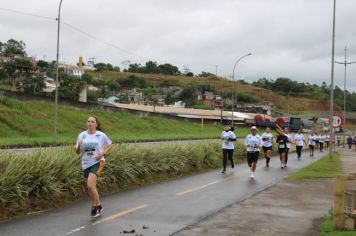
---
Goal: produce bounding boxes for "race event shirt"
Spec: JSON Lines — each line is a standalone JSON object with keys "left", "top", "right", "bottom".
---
{"left": 76, "top": 131, "right": 112, "bottom": 169}
{"left": 294, "top": 133, "right": 305, "bottom": 146}
{"left": 261, "top": 132, "right": 273, "bottom": 147}
{"left": 285, "top": 133, "right": 292, "bottom": 149}
{"left": 319, "top": 135, "right": 325, "bottom": 143}
{"left": 276, "top": 135, "right": 288, "bottom": 149}
{"left": 245, "top": 134, "right": 262, "bottom": 152}
{"left": 221, "top": 130, "right": 236, "bottom": 149}
{"left": 308, "top": 135, "right": 316, "bottom": 146}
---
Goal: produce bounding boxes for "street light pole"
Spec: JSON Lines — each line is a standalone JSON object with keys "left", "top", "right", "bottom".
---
{"left": 335, "top": 46, "right": 356, "bottom": 134}
{"left": 329, "top": 0, "right": 336, "bottom": 160}
{"left": 54, "top": 0, "right": 63, "bottom": 136}
{"left": 231, "top": 53, "right": 252, "bottom": 126}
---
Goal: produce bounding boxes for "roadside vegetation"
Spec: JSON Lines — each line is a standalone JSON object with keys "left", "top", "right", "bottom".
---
{"left": 320, "top": 210, "right": 356, "bottom": 236}
{"left": 287, "top": 153, "right": 341, "bottom": 179}
{"left": 0, "top": 141, "right": 249, "bottom": 220}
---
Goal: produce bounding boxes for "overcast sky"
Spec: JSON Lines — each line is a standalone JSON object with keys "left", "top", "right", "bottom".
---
{"left": 1, "top": 0, "right": 356, "bottom": 92}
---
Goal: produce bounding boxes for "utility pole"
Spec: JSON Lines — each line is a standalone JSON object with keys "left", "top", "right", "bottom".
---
{"left": 328, "top": 0, "right": 336, "bottom": 160}
{"left": 335, "top": 46, "right": 356, "bottom": 147}
{"left": 54, "top": 0, "right": 63, "bottom": 136}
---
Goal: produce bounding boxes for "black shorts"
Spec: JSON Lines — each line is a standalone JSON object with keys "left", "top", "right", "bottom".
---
{"left": 262, "top": 146, "right": 272, "bottom": 153}
{"left": 278, "top": 148, "right": 287, "bottom": 154}
{"left": 247, "top": 151, "right": 259, "bottom": 165}
{"left": 309, "top": 144, "right": 315, "bottom": 150}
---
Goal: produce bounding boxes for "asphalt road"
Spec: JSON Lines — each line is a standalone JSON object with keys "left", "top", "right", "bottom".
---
{"left": 0, "top": 150, "right": 324, "bottom": 236}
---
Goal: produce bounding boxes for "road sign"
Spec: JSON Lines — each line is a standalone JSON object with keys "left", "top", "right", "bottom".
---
{"left": 332, "top": 115, "right": 343, "bottom": 128}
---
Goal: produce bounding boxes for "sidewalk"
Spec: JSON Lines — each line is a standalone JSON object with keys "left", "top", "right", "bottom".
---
{"left": 175, "top": 148, "right": 356, "bottom": 236}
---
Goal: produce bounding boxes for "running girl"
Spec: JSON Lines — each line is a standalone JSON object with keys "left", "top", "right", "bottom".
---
{"left": 76, "top": 116, "right": 112, "bottom": 218}
{"left": 261, "top": 127, "right": 273, "bottom": 167}
{"left": 276, "top": 132, "right": 288, "bottom": 169}
{"left": 245, "top": 126, "right": 262, "bottom": 178}
{"left": 221, "top": 124, "right": 236, "bottom": 173}
{"left": 283, "top": 128, "right": 292, "bottom": 167}
{"left": 294, "top": 129, "right": 305, "bottom": 159}
{"left": 308, "top": 132, "right": 316, "bottom": 157}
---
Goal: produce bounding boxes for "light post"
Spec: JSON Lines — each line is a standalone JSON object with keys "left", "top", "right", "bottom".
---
{"left": 335, "top": 46, "right": 356, "bottom": 143}
{"left": 54, "top": 0, "right": 63, "bottom": 136}
{"left": 329, "top": 0, "right": 336, "bottom": 159}
{"left": 231, "top": 53, "right": 252, "bottom": 126}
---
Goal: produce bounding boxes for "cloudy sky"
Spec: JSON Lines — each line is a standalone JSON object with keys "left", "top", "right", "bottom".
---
{"left": 1, "top": 0, "right": 356, "bottom": 92}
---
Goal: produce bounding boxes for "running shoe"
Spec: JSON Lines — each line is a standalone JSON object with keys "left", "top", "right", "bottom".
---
{"left": 97, "top": 205, "right": 103, "bottom": 215}
{"left": 250, "top": 172, "right": 255, "bottom": 179}
{"left": 222, "top": 169, "right": 226, "bottom": 174}
{"left": 90, "top": 206, "right": 97, "bottom": 218}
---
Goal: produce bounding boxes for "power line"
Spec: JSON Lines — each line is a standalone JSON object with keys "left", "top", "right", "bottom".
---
{"left": 0, "top": 6, "right": 153, "bottom": 62}
{"left": 0, "top": 7, "right": 55, "bottom": 21}
{"left": 61, "top": 21, "right": 151, "bottom": 61}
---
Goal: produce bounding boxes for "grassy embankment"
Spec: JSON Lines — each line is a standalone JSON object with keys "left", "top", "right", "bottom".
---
{"left": 288, "top": 153, "right": 341, "bottom": 179}
{"left": 0, "top": 96, "right": 251, "bottom": 147}
{"left": 0, "top": 141, "right": 249, "bottom": 220}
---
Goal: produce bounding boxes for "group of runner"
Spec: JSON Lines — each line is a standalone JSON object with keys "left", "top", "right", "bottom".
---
{"left": 307, "top": 131, "right": 330, "bottom": 157}
{"left": 221, "top": 124, "right": 319, "bottom": 179}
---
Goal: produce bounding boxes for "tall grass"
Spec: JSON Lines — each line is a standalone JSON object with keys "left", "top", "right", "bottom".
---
{"left": 0, "top": 141, "right": 248, "bottom": 220}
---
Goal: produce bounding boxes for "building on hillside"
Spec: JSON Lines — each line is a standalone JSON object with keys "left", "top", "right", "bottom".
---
{"left": 197, "top": 91, "right": 223, "bottom": 108}
{"left": 151, "top": 95, "right": 166, "bottom": 106}
{"left": 173, "top": 101, "right": 186, "bottom": 108}
{"left": 60, "top": 64, "right": 84, "bottom": 77}
{"left": 235, "top": 102, "right": 275, "bottom": 115}
{"left": 98, "top": 96, "right": 120, "bottom": 104}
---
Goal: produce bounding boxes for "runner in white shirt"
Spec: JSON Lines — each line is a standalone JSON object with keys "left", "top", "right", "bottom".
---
{"left": 284, "top": 128, "right": 292, "bottom": 167}
{"left": 324, "top": 134, "right": 330, "bottom": 151}
{"left": 308, "top": 132, "right": 317, "bottom": 157}
{"left": 221, "top": 124, "right": 236, "bottom": 173}
{"left": 294, "top": 129, "right": 305, "bottom": 159}
{"left": 318, "top": 133, "right": 325, "bottom": 152}
{"left": 245, "top": 126, "right": 263, "bottom": 179}
{"left": 76, "top": 116, "right": 112, "bottom": 218}
{"left": 261, "top": 127, "right": 273, "bottom": 167}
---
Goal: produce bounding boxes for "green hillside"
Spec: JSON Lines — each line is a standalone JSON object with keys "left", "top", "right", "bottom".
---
{"left": 0, "top": 96, "right": 238, "bottom": 147}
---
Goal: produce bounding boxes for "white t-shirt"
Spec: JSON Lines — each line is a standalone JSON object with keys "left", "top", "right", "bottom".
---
{"left": 221, "top": 130, "right": 236, "bottom": 149}
{"left": 319, "top": 135, "right": 325, "bottom": 143}
{"left": 245, "top": 134, "right": 262, "bottom": 152}
{"left": 294, "top": 133, "right": 305, "bottom": 146}
{"left": 308, "top": 135, "right": 316, "bottom": 146}
{"left": 325, "top": 135, "right": 330, "bottom": 142}
{"left": 261, "top": 132, "right": 273, "bottom": 147}
{"left": 285, "top": 133, "right": 292, "bottom": 149}
{"left": 76, "top": 130, "right": 112, "bottom": 169}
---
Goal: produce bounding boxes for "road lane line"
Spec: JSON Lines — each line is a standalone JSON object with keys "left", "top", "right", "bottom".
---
{"left": 92, "top": 204, "right": 150, "bottom": 226}
{"left": 177, "top": 176, "right": 233, "bottom": 196}
{"left": 65, "top": 226, "right": 86, "bottom": 235}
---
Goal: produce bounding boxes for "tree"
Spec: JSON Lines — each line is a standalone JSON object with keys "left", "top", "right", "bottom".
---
{"left": 198, "top": 71, "right": 214, "bottom": 77}
{"left": 165, "top": 91, "right": 174, "bottom": 105}
{"left": 23, "top": 75, "right": 45, "bottom": 95}
{"left": 107, "top": 79, "right": 120, "bottom": 95}
{"left": 158, "top": 63, "right": 181, "bottom": 75}
{"left": 2, "top": 39, "right": 26, "bottom": 56}
{"left": 37, "top": 60, "right": 49, "bottom": 71}
{"left": 186, "top": 72, "right": 194, "bottom": 77}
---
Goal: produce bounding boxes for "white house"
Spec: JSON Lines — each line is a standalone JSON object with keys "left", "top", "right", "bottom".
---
{"left": 98, "top": 96, "right": 120, "bottom": 104}
{"left": 42, "top": 77, "right": 57, "bottom": 93}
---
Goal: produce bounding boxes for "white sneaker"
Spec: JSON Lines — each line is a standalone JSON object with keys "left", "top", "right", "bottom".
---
{"left": 250, "top": 172, "right": 255, "bottom": 179}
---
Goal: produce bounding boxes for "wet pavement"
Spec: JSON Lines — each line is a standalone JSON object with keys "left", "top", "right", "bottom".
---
{"left": 0, "top": 150, "right": 325, "bottom": 236}
{"left": 176, "top": 148, "right": 356, "bottom": 236}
